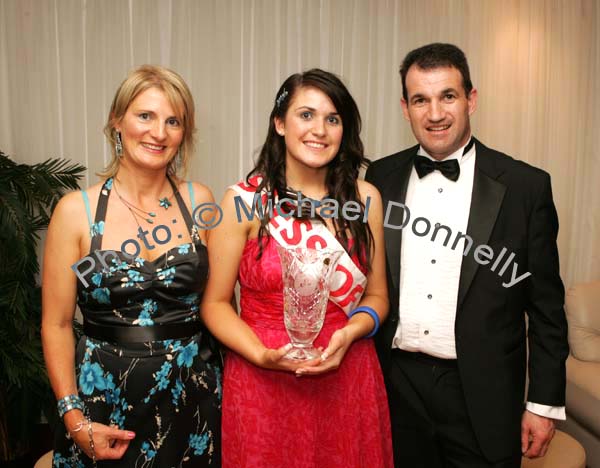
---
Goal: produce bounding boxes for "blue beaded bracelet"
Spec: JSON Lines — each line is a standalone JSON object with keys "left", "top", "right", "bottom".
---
{"left": 57, "top": 394, "right": 84, "bottom": 418}
{"left": 348, "top": 306, "right": 380, "bottom": 338}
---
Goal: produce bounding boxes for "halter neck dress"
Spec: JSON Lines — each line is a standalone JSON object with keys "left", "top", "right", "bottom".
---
{"left": 52, "top": 177, "right": 221, "bottom": 468}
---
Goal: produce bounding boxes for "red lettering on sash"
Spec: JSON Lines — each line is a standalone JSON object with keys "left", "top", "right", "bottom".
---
{"left": 238, "top": 175, "right": 262, "bottom": 191}
{"left": 330, "top": 264, "right": 353, "bottom": 297}
{"left": 233, "top": 178, "right": 367, "bottom": 313}
{"left": 337, "top": 284, "right": 365, "bottom": 308}
{"left": 269, "top": 217, "right": 280, "bottom": 230}
{"left": 307, "top": 235, "right": 327, "bottom": 249}
{"left": 281, "top": 219, "right": 311, "bottom": 245}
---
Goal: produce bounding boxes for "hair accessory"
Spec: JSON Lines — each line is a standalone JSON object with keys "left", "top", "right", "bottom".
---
{"left": 348, "top": 306, "right": 380, "bottom": 338}
{"left": 57, "top": 394, "right": 84, "bottom": 418}
{"left": 276, "top": 88, "right": 289, "bottom": 108}
{"left": 115, "top": 131, "right": 123, "bottom": 158}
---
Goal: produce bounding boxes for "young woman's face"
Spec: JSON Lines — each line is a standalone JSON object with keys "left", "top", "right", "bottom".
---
{"left": 115, "top": 87, "right": 184, "bottom": 172}
{"left": 275, "top": 86, "right": 343, "bottom": 173}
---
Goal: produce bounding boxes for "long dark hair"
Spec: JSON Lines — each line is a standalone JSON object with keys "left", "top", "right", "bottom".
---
{"left": 247, "top": 68, "right": 373, "bottom": 270}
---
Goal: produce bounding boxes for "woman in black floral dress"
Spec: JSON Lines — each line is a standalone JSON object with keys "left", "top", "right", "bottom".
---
{"left": 42, "top": 65, "right": 221, "bottom": 467}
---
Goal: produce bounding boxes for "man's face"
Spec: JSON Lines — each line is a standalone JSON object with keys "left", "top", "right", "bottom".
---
{"left": 401, "top": 65, "right": 477, "bottom": 161}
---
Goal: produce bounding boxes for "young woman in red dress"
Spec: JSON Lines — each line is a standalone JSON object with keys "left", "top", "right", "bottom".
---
{"left": 201, "top": 69, "right": 393, "bottom": 468}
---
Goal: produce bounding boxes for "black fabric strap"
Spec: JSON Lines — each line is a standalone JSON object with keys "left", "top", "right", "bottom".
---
{"left": 168, "top": 177, "right": 203, "bottom": 248}
{"left": 90, "top": 178, "right": 112, "bottom": 252}
{"left": 168, "top": 177, "right": 194, "bottom": 233}
{"left": 84, "top": 319, "right": 202, "bottom": 343}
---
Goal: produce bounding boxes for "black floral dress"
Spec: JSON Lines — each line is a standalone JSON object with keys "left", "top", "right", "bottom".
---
{"left": 52, "top": 178, "right": 221, "bottom": 467}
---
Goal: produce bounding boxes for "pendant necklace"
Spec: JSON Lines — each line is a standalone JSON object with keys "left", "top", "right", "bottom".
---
{"left": 113, "top": 179, "right": 174, "bottom": 225}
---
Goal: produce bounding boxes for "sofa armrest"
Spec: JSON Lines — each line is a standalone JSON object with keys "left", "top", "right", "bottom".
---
{"left": 566, "top": 281, "right": 600, "bottom": 362}
{"left": 566, "top": 355, "right": 600, "bottom": 436}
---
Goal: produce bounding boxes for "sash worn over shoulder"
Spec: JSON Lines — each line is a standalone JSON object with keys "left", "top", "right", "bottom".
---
{"left": 230, "top": 176, "right": 367, "bottom": 315}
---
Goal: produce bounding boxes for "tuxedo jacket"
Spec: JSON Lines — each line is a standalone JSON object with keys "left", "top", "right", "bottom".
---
{"left": 365, "top": 138, "right": 569, "bottom": 462}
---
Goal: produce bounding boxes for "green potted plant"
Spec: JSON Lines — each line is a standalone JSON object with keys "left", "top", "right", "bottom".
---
{"left": 0, "top": 150, "right": 86, "bottom": 462}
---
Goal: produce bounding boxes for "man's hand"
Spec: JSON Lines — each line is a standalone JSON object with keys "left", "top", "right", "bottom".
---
{"left": 521, "top": 410, "right": 556, "bottom": 458}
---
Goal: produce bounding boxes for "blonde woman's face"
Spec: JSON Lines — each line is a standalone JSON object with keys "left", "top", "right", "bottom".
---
{"left": 115, "top": 87, "right": 184, "bottom": 172}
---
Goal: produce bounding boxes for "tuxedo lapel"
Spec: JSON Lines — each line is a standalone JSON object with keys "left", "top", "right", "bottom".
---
{"left": 383, "top": 158, "right": 414, "bottom": 294}
{"left": 457, "top": 139, "right": 507, "bottom": 308}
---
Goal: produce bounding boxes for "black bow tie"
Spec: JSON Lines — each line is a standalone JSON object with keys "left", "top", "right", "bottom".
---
{"left": 413, "top": 139, "right": 474, "bottom": 182}
{"left": 414, "top": 156, "right": 460, "bottom": 181}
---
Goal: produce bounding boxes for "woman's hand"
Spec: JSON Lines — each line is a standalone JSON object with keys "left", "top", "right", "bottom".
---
{"left": 68, "top": 419, "right": 135, "bottom": 461}
{"left": 255, "top": 343, "right": 322, "bottom": 372}
{"left": 294, "top": 327, "right": 354, "bottom": 376}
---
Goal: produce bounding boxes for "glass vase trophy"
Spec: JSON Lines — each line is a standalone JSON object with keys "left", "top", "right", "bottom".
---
{"left": 276, "top": 245, "right": 343, "bottom": 361}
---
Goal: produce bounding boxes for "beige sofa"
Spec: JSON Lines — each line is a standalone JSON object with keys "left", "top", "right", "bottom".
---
{"left": 558, "top": 281, "right": 600, "bottom": 467}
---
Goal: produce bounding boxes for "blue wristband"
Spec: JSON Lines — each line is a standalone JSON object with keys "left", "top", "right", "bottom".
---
{"left": 57, "top": 394, "right": 84, "bottom": 418}
{"left": 348, "top": 306, "right": 380, "bottom": 338}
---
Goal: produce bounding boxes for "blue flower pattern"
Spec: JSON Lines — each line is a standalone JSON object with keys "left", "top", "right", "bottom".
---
{"left": 141, "top": 441, "right": 157, "bottom": 460}
{"left": 171, "top": 378, "right": 184, "bottom": 405}
{"left": 89, "top": 220, "right": 104, "bottom": 238}
{"left": 179, "top": 292, "right": 200, "bottom": 314}
{"left": 65, "top": 330, "right": 220, "bottom": 466}
{"left": 122, "top": 268, "right": 145, "bottom": 288}
{"left": 177, "top": 341, "right": 198, "bottom": 368}
{"left": 133, "top": 299, "right": 157, "bottom": 326}
{"left": 91, "top": 271, "right": 102, "bottom": 287}
{"left": 84, "top": 257, "right": 187, "bottom": 324}
{"left": 158, "top": 266, "right": 176, "bottom": 286}
{"left": 52, "top": 451, "right": 85, "bottom": 468}
{"left": 91, "top": 287, "right": 110, "bottom": 304}
{"left": 79, "top": 361, "right": 107, "bottom": 395}
{"left": 189, "top": 432, "right": 209, "bottom": 455}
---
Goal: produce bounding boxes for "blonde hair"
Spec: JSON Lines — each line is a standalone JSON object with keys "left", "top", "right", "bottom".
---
{"left": 99, "top": 65, "right": 196, "bottom": 179}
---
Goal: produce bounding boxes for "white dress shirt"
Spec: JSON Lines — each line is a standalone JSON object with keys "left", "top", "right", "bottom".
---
{"left": 392, "top": 138, "right": 565, "bottom": 420}
{"left": 394, "top": 140, "right": 475, "bottom": 358}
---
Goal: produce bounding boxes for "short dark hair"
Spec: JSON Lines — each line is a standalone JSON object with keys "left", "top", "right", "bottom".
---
{"left": 399, "top": 43, "right": 473, "bottom": 101}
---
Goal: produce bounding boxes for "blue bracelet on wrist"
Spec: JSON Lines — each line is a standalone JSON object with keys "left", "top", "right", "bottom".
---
{"left": 348, "top": 306, "right": 380, "bottom": 338}
{"left": 57, "top": 394, "right": 84, "bottom": 418}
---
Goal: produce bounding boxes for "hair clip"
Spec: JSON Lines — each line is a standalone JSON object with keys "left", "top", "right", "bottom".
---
{"left": 276, "top": 88, "right": 289, "bottom": 108}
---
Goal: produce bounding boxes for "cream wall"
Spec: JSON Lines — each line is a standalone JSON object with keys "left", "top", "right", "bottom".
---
{"left": 1, "top": 0, "right": 598, "bottom": 286}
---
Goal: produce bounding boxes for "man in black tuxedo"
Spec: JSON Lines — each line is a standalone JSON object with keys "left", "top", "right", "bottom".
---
{"left": 365, "top": 43, "right": 568, "bottom": 467}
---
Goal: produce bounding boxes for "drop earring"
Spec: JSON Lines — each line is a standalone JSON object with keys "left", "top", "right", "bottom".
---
{"left": 175, "top": 148, "right": 182, "bottom": 172}
{"left": 115, "top": 131, "right": 123, "bottom": 158}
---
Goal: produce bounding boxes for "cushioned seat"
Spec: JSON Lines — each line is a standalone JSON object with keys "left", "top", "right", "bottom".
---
{"left": 566, "top": 356, "right": 600, "bottom": 436}
{"left": 34, "top": 450, "right": 52, "bottom": 468}
{"left": 558, "top": 280, "right": 600, "bottom": 467}
{"left": 521, "top": 430, "right": 585, "bottom": 468}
